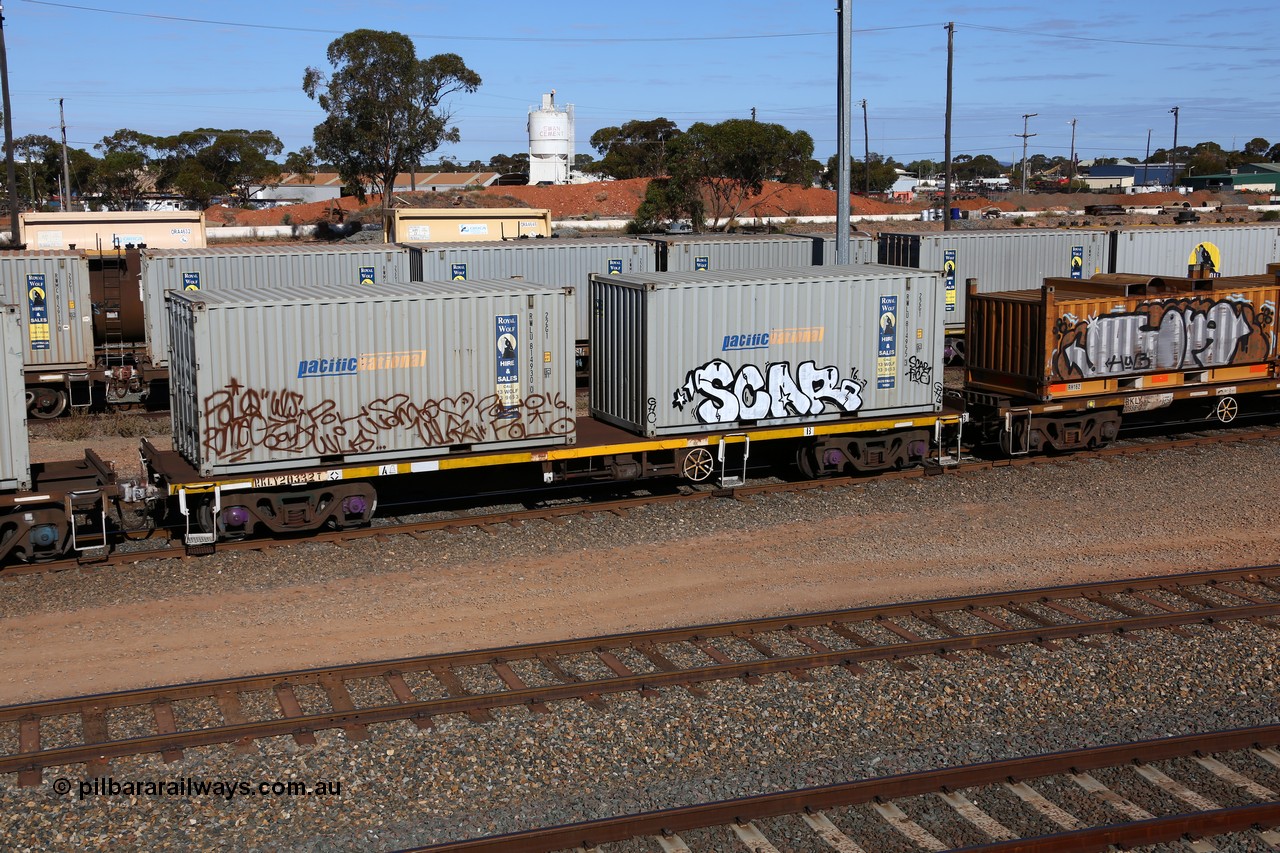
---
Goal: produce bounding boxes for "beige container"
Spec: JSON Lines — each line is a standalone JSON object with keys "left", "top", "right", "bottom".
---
{"left": 384, "top": 208, "right": 551, "bottom": 243}
{"left": 19, "top": 211, "right": 207, "bottom": 251}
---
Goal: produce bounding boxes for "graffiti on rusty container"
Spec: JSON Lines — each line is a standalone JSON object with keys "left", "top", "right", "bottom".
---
{"left": 1051, "top": 294, "right": 1275, "bottom": 380}
{"left": 202, "top": 379, "right": 573, "bottom": 462}
{"left": 672, "top": 359, "right": 863, "bottom": 424}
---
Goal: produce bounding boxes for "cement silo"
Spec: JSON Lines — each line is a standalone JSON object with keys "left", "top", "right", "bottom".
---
{"left": 528, "top": 91, "right": 573, "bottom": 185}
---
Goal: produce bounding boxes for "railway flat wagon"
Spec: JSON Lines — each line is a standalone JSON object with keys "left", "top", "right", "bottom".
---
{"left": 965, "top": 272, "right": 1280, "bottom": 453}
{"left": 1111, "top": 223, "right": 1280, "bottom": 278}
{"left": 404, "top": 237, "right": 654, "bottom": 368}
{"left": 0, "top": 251, "right": 95, "bottom": 417}
{"left": 140, "top": 244, "right": 412, "bottom": 369}
{"left": 590, "top": 264, "right": 944, "bottom": 473}
{"left": 642, "top": 233, "right": 864, "bottom": 272}
{"left": 876, "top": 229, "right": 1113, "bottom": 339}
{"left": 166, "top": 281, "right": 577, "bottom": 479}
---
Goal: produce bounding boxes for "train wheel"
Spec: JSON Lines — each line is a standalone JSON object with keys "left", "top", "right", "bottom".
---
{"left": 26, "top": 388, "right": 67, "bottom": 419}
{"left": 1212, "top": 396, "right": 1238, "bottom": 424}
{"left": 679, "top": 447, "right": 715, "bottom": 482}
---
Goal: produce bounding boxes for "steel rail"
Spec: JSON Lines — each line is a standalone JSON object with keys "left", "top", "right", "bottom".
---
{"left": 2, "top": 581, "right": 1280, "bottom": 773}
{"left": 2, "top": 563, "right": 1275, "bottom": 722}
{"left": 401, "top": 725, "right": 1280, "bottom": 852}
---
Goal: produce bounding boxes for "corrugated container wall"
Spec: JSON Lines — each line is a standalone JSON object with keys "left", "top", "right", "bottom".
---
{"left": 590, "top": 264, "right": 944, "bottom": 436}
{"left": 384, "top": 208, "right": 551, "bottom": 243}
{"left": 19, "top": 211, "right": 207, "bottom": 251}
{"left": 643, "top": 233, "right": 838, "bottom": 272}
{"left": 140, "top": 244, "right": 412, "bottom": 368}
{"left": 797, "top": 233, "right": 877, "bottom": 266}
{"left": 0, "top": 252, "right": 94, "bottom": 372}
{"left": 0, "top": 305, "right": 31, "bottom": 490}
{"left": 167, "top": 282, "right": 576, "bottom": 476}
{"left": 405, "top": 237, "right": 654, "bottom": 344}
{"left": 877, "top": 229, "right": 1112, "bottom": 327}
{"left": 1111, "top": 224, "right": 1280, "bottom": 277}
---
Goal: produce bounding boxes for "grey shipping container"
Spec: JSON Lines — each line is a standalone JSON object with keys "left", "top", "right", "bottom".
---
{"left": 642, "top": 233, "right": 840, "bottom": 272}
{"left": 590, "top": 264, "right": 944, "bottom": 436}
{"left": 404, "top": 237, "right": 653, "bottom": 349}
{"left": 1110, "top": 224, "right": 1280, "bottom": 277}
{"left": 877, "top": 229, "right": 1112, "bottom": 328}
{"left": 0, "top": 305, "right": 31, "bottom": 491}
{"left": 794, "top": 232, "right": 877, "bottom": 266}
{"left": 140, "top": 244, "right": 412, "bottom": 368}
{"left": 167, "top": 281, "right": 576, "bottom": 477}
{"left": 0, "top": 251, "right": 95, "bottom": 374}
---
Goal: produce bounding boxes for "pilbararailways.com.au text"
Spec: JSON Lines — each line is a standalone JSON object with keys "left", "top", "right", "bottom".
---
{"left": 54, "top": 776, "right": 342, "bottom": 801}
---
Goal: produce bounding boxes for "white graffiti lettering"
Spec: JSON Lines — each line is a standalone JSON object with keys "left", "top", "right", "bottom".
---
{"left": 1054, "top": 296, "right": 1273, "bottom": 380}
{"left": 672, "top": 359, "right": 863, "bottom": 424}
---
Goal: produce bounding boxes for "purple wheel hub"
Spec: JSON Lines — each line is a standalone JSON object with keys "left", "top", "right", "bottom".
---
{"left": 222, "top": 506, "right": 250, "bottom": 527}
{"left": 342, "top": 496, "right": 368, "bottom": 516}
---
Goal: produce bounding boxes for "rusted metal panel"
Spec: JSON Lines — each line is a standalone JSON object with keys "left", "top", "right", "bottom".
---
{"left": 967, "top": 273, "right": 1280, "bottom": 400}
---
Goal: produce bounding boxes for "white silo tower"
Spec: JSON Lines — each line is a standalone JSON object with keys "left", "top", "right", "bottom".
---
{"left": 527, "top": 90, "right": 573, "bottom": 185}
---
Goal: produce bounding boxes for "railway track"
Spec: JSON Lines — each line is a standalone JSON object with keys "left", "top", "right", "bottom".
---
{"left": 11, "top": 422, "right": 1280, "bottom": 578}
{"left": 407, "top": 724, "right": 1280, "bottom": 852}
{"left": 3, "top": 565, "right": 1278, "bottom": 786}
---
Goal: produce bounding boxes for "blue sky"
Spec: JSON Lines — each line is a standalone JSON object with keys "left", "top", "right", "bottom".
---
{"left": 5, "top": 1, "right": 1276, "bottom": 169}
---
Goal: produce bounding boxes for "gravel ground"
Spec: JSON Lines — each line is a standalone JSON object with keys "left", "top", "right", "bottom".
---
{"left": 2, "top": 434, "right": 1280, "bottom": 849}
{"left": 2, "top": 621, "right": 1277, "bottom": 851}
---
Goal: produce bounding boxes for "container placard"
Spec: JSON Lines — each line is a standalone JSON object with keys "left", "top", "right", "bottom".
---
{"left": 182, "top": 272, "right": 201, "bottom": 291}
{"left": 495, "top": 314, "right": 520, "bottom": 413}
{"left": 608, "top": 259, "right": 622, "bottom": 275}
{"left": 359, "top": 266, "right": 375, "bottom": 286}
{"left": 1071, "top": 246, "right": 1083, "bottom": 279}
{"left": 460, "top": 224, "right": 490, "bottom": 236}
{"left": 406, "top": 225, "right": 430, "bottom": 241}
{"left": 451, "top": 263, "right": 467, "bottom": 281}
{"left": 694, "top": 256, "right": 709, "bottom": 271}
{"left": 27, "top": 274, "right": 50, "bottom": 350}
{"left": 943, "top": 249, "right": 956, "bottom": 311}
{"left": 876, "top": 295, "right": 897, "bottom": 389}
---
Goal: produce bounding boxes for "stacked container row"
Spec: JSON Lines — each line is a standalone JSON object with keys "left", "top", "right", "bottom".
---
{"left": 141, "top": 244, "right": 411, "bottom": 368}
{"left": 1110, "top": 224, "right": 1280, "bottom": 277}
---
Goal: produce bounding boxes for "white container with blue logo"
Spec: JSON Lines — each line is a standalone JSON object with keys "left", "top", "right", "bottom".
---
{"left": 589, "top": 264, "right": 944, "bottom": 437}
{"left": 166, "top": 281, "right": 575, "bottom": 476}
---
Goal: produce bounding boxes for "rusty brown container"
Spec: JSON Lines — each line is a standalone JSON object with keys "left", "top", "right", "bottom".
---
{"left": 85, "top": 247, "right": 147, "bottom": 354}
{"left": 966, "top": 273, "right": 1280, "bottom": 401}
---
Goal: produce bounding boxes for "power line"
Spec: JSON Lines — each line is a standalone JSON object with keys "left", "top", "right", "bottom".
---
{"left": 960, "top": 22, "right": 1278, "bottom": 52}
{"left": 21, "top": 1, "right": 940, "bottom": 43}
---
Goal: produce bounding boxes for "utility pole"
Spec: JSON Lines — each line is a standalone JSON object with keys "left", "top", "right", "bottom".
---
{"left": 1017, "top": 112, "right": 1038, "bottom": 195}
{"left": 943, "top": 22, "right": 954, "bottom": 232}
{"left": 1143, "top": 128, "right": 1152, "bottom": 187}
{"left": 1067, "top": 118, "right": 1077, "bottom": 186}
{"left": 860, "top": 98, "right": 869, "bottom": 196}
{"left": 58, "top": 98, "right": 72, "bottom": 213}
{"left": 835, "top": 1, "right": 851, "bottom": 263}
{"left": 0, "top": 4, "right": 20, "bottom": 246}
{"left": 750, "top": 106, "right": 756, "bottom": 122}
{"left": 1169, "top": 105, "right": 1180, "bottom": 186}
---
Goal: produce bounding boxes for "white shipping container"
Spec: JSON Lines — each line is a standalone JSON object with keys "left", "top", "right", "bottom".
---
{"left": 1111, "top": 224, "right": 1280, "bottom": 277}
{"left": 0, "top": 305, "right": 31, "bottom": 491}
{"left": 643, "top": 233, "right": 838, "bottom": 272}
{"left": 590, "top": 265, "right": 944, "bottom": 436}
{"left": 405, "top": 237, "right": 653, "bottom": 345}
{"left": 0, "top": 251, "right": 95, "bottom": 373}
{"left": 168, "top": 282, "right": 576, "bottom": 476}
{"left": 877, "top": 229, "right": 1113, "bottom": 327}
{"left": 140, "top": 244, "right": 412, "bottom": 368}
